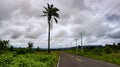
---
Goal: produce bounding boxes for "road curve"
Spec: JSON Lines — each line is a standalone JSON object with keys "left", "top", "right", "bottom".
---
{"left": 58, "top": 52, "right": 120, "bottom": 67}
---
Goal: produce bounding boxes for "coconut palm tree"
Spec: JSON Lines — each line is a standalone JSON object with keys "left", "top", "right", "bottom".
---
{"left": 28, "top": 42, "right": 33, "bottom": 49}
{"left": 28, "top": 42, "right": 33, "bottom": 53}
{"left": 42, "top": 3, "right": 59, "bottom": 53}
{"left": 0, "top": 40, "right": 9, "bottom": 50}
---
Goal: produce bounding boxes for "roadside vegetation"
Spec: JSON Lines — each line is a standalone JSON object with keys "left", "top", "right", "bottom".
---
{"left": 66, "top": 43, "right": 120, "bottom": 66}
{"left": 0, "top": 40, "right": 59, "bottom": 67}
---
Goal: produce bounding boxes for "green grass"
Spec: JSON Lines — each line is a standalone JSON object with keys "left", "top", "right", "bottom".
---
{"left": 66, "top": 50, "right": 120, "bottom": 66}
{"left": 0, "top": 51, "right": 59, "bottom": 67}
{"left": 84, "top": 52, "right": 120, "bottom": 66}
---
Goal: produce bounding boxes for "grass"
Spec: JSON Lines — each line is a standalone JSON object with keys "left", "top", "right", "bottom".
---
{"left": 0, "top": 51, "right": 59, "bottom": 67}
{"left": 84, "top": 52, "right": 120, "bottom": 66}
{"left": 66, "top": 50, "right": 120, "bottom": 66}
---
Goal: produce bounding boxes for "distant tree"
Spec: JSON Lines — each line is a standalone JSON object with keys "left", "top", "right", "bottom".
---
{"left": 92, "top": 48, "right": 103, "bottom": 56}
{"left": 9, "top": 45, "right": 14, "bottom": 51}
{"left": 105, "top": 44, "right": 109, "bottom": 46}
{"left": 90, "top": 46, "right": 96, "bottom": 50}
{"left": 78, "top": 45, "right": 81, "bottom": 50}
{"left": 113, "top": 43, "right": 119, "bottom": 52}
{"left": 42, "top": 3, "right": 60, "bottom": 53}
{"left": 0, "top": 40, "right": 3, "bottom": 49}
{"left": 27, "top": 42, "right": 33, "bottom": 53}
{"left": 117, "top": 43, "right": 120, "bottom": 50}
{"left": 35, "top": 46, "right": 40, "bottom": 51}
{"left": 17, "top": 47, "right": 27, "bottom": 54}
{"left": 0, "top": 40, "right": 10, "bottom": 50}
{"left": 105, "top": 44, "right": 112, "bottom": 48}
{"left": 28, "top": 42, "right": 33, "bottom": 49}
{"left": 113, "top": 43, "right": 117, "bottom": 49}
{"left": 3, "top": 40, "right": 10, "bottom": 47}
{"left": 103, "top": 47, "right": 113, "bottom": 54}
{"left": 105, "top": 43, "right": 118, "bottom": 53}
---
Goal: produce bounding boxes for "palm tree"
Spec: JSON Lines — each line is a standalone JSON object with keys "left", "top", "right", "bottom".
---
{"left": 0, "top": 40, "right": 9, "bottom": 50}
{"left": 28, "top": 42, "right": 33, "bottom": 49}
{"left": 28, "top": 42, "right": 33, "bottom": 53}
{"left": 42, "top": 3, "right": 59, "bottom": 53}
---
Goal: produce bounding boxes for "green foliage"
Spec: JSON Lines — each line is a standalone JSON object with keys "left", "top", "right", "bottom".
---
{"left": 9, "top": 46, "right": 14, "bottom": 51}
{"left": 42, "top": 3, "right": 59, "bottom": 22}
{"left": 92, "top": 48, "right": 103, "bottom": 56}
{"left": 0, "top": 49, "right": 3, "bottom": 54}
{"left": 105, "top": 43, "right": 120, "bottom": 51}
{"left": 0, "top": 40, "right": 10, "bottom": 51}
{"left": 103, "top": 47, "right": 113, "bottom": 54}
{"left": 0, "top": 40, "right": 59, "bottom": 67}
{"left": 118, "top": 43, "right": 120, "bottom": 50}
{"left": 0, "top": 51, "right": 59, "bottom": 67}
{"left": 16, "top": 48, "right": 28, "bottom": 54}
{"left": 28, "top": 42, "right": 33, "bottom": 49}
{"left": 27, "top": 42, "right": 34, "bottom": 53}
{"left": 35, "top": 47, "right": 40, "bottom": 51}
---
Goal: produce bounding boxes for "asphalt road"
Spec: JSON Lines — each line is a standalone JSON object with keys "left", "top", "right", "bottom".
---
{"left": 58, "top": 52, "right": 120, "bottom": 67}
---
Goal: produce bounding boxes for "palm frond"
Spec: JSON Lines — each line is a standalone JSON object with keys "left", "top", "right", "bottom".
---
{"left": 51, "top": 4, "right": 53, "bottom": 8}
{"left": 42, "top": 3, "right": 59, "bottom": 24}
{"left": 54, "top": 13, "right": 59, "bottom": 18}
{"left": 54, "top": 7, "right": 59, "bottom": 11}
{"left": 43, "top": 11, "right": 48, "bottom": 14}
{"left": 47, "top": 3, "right": 50, "bottom": 9}
{"left": 54, "top": 17, "right": 58, "bottom": 23}
{"left": 41, "top": 15, "right": 47, "bottom": 17}
{"left": 43, "top": 6, "right": 48, "bottom": 11}
{"left": 47, "top": 3, "right": 50, "bottom": 7}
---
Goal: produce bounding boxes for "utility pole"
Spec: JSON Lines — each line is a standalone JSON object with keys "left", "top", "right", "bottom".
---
{"left": 80, "top": 33, "right": 83, "bottom": 51}
{"left": 75, "top": 39, "right": 78, "bottom": 50}
{"left": 70, "top": 42, "right": 72, "bottom": 48}
{"left": 67, "top": 44, "right": 69, "bottom": 48}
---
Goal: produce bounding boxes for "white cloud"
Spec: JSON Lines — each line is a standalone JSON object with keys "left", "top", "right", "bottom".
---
{"left": 0, "top": 0, "right": 120, "bottom": 48}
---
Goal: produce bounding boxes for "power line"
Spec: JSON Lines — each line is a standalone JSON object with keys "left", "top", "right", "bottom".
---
{"left": 85, "top": 0, "right": 115, "bottom": 29}
{"left": 85, "top": 0, "right": 116, "bottom": 34}
{"left": 85, "top": 0, "right": 118, "bottom": 34}
{"left": 88, "top": 2, "right": 120, "bottom": 34}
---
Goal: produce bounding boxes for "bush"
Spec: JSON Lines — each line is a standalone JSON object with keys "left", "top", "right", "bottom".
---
{"left": 0, "top": 51, "right": 59, "bottom": 67}
{"left": 92, "top": 48, "right": 103, "bottom": 56}
{"left": 113, "top": 50, "right": 118, "bottom": 53}
{"left": 0, "top": 49, "right": 3, "bottom": 54}
{"left": 103, "top": 47, "right": 113, "bottom": 54}
{"left": 16, "top": 48, "right": 28, "bottom": 54}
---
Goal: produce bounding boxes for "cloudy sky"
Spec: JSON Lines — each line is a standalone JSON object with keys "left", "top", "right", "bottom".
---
{"left": 0, "top": 0, "right": 120, "bottom": 48}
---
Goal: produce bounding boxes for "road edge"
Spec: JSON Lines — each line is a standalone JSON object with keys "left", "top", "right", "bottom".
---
{"left": 57, "top": 56, "right": 60, "bottom": 67}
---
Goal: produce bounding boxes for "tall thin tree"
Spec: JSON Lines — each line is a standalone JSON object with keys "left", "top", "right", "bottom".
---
{"left": 42, "top": 3, "right": 59, "bottom": 53}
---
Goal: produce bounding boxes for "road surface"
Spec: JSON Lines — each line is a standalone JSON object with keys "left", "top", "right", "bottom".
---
{"left": 58, "top": 52, "right": 120, "bottom": 67}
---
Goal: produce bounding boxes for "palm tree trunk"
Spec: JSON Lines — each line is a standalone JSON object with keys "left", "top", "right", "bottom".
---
{"left": 48, "top": 20, "right": 51, "bottom": 53}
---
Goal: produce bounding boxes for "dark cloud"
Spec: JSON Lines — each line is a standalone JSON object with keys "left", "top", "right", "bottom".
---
{"left": 107, "top": 29, "right": 120, "bottom": 39}
{"left": 0, "top": 0, "right": 120, "bottom": 48}
{"left": 0, "top": 0, "right": 22, "bottom": 20}
{"left": 11, "top": 32, "right": 22, "bottom": 39}
{"left": 106, "top": 14, "right": 120, "bottom": 21}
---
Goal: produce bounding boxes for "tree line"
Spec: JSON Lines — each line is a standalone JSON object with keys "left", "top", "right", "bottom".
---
{"left": 77, "top": 42, "right": 120, "bottom": 55}
{"left": 0, "top": 40, "right": 40, "bottom": 54}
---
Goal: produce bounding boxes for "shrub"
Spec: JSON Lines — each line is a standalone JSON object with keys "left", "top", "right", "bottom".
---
{"left": 16, "top": 48, "right": 28, "bottom": 54}
{"left": 92, "top": 48, "right": 103, "bottom": 56}
{"left": 103, "top": 47, "right": 113, "bottom": 54}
